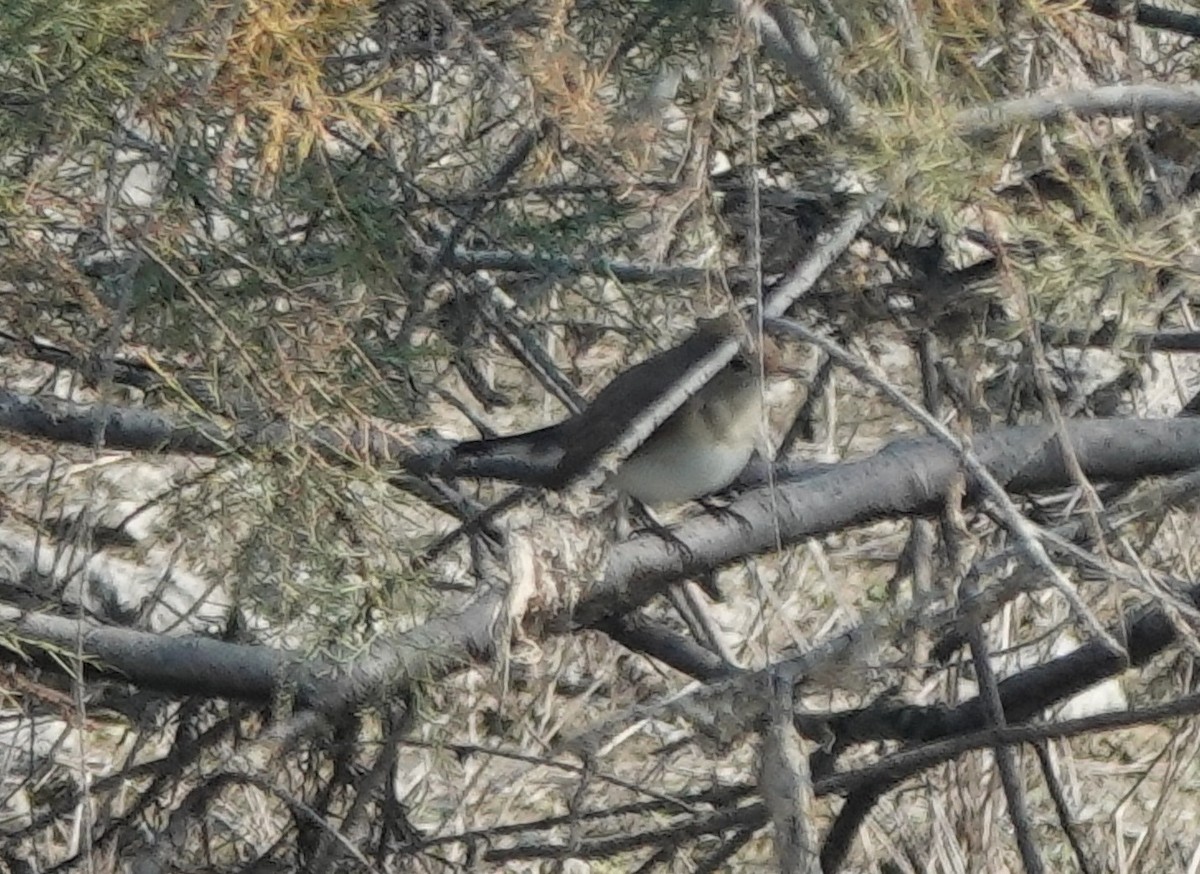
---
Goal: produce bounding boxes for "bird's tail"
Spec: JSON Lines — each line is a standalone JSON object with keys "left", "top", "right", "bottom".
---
{"left": 443, "top": 425, "right": 567, "bottom": 488}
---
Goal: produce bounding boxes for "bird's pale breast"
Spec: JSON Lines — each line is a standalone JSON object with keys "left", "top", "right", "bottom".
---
{"left": 611, "top": 425, "right": 757, "bottom": 505}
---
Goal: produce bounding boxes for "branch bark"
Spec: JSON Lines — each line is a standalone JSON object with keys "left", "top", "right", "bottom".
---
{"left": 4, "top": 418, "right": 1199, "bottom": 712}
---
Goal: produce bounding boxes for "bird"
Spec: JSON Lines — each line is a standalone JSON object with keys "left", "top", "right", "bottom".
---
{"left": 442, "top": 317, "right": 777, "bottom": 505}
{"left": 608, "top": 354, "right": 763, "bottom": 504}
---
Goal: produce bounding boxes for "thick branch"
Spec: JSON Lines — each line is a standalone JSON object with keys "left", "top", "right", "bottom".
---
{"left": 2, "top": 419, "right": 1198, "bottom": 712}
{"left": 586, "top": 418, "right": 1200, "bottom": 625}
{"left": 0, "top": 388, "right": 454, "bottom": 472}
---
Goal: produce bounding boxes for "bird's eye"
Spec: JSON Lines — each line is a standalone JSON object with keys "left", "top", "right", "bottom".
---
{"left": 729, "top": 355, "right": 751, "bottom": 373}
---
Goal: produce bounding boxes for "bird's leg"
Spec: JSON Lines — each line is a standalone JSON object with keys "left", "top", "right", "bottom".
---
{"left": 610, "top": 497, "right": 725, "bottom": 602}
{"left": 613, "top": 493, "right": 634, "bottom": 541}
{"left": 626, "top": 501, "right": 724, "bottom": 603}
{"left": 696, "top": 493, "right": 755, "bottom": 535}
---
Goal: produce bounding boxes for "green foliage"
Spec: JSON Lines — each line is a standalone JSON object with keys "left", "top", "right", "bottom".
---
{"left": 0, "top": 0, "right": 157, "bottom": 146}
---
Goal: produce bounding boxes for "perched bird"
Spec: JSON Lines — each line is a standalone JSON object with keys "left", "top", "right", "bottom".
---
{"left": 443, "top": 317, "right": 778, "bottom": 504}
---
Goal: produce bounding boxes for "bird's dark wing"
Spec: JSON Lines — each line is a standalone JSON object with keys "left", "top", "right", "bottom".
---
{"left": 553, "top": 318, "right": 738, "bottom": 483}
{"left": 442, "top": 316, "right": 740, "bottom": 489}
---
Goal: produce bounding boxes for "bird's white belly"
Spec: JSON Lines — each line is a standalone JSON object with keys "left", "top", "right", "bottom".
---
{"left": 612, "top": 436, "right": 755, "bottom": 506}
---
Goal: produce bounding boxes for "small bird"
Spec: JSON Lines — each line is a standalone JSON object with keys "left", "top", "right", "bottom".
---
{"left": 443, "top": 318, "right": 776, "bottom": 504}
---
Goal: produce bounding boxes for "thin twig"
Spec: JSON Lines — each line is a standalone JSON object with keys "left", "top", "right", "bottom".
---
{"left": 888, "top": 0, "right": 932, "bottom": 81}
{"left": 962, "top": 574, "right": 1046, "bottom": 874}
{"left": 1032, "top": 740, "right": 1098, "bottom": 874}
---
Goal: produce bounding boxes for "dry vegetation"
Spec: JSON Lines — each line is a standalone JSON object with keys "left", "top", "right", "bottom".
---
{"left": 4, "top": 0, "right": 1200, "bottom": 871}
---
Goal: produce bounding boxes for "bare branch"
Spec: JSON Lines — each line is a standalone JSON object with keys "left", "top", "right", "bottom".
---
{"left": 760, "top": 678, "right": 820, "bottom": 874}
{"left": 957, "top": 83, "right": 1200, "bottom": 137}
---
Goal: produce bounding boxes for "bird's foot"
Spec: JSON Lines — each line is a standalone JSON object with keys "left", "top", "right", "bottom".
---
{"left": 695, "top": 495, "right": 754, "bottom": 534}
{"left": 629, "top": 503, "right": 724, "bottom": 601}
